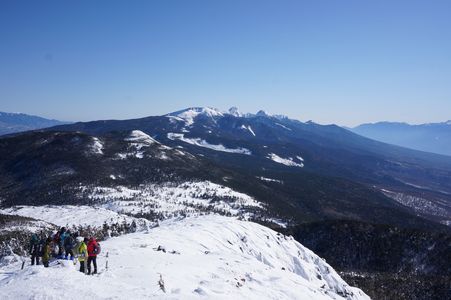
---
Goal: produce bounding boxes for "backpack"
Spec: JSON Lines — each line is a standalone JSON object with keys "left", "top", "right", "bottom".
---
{"left": 93, "top": 242, "right": 101, "bottom": 255}
{"left": 53, "top": 232, "right": 60, "bottom": 244}
{"left": 64, "top": 236, "right": 74, "bottom": 249}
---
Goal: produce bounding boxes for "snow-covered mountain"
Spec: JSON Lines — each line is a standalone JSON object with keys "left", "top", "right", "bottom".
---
{"left": 0, "top": 111, "right": 68, "bottom": 136}
{"left": 1, "top": 106, "right": 451, "bottom": 299}
{"left": 0, "top": 215, "right": 369, "bottom": 300}
{"left": 46, "top": 106, "right": 451, "bottom": 228}
{"left": 350, "top": 121, "right": 451, "bottom": 157}
{"left": 166, "top": 106, "right": 289, "bottom": 121}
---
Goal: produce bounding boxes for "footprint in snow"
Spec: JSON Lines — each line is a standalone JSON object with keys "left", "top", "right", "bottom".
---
{"left": 193, "top": 287, "right": 207, "bottom": 295}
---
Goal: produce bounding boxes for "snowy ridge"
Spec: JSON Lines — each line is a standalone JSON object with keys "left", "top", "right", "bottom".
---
{"left": 167, "top": 133, "right": 252, "bottom": 155}
{"left": 0, "top": 217, "right": 54, "bottom": 234}
{"left": 165, "top": 106, "right": 291, "bottom": 125}
{"left": 0, "top": 216, "right": 369, "bottom": 300}
{"left": 125, "top": 130, "right": 159, "bottom": 146}
{"left": 268, "top": 153, "right": 304, "bottom": 168}
{"left": 228, "top": 106, "right": 242, "bottom": 117}
{"left": 166, "top": 107, "right": 224, "bottom": 126}
{"left": 77, "top": 181, "right": 264, "bottom": 220}
{"left": 0, "top": 205, "right": 152, "bottom": 230}
{"left": 118, "top": 130, "right": 173, "bottom": 159}
{"left": 0, "top": 181, "right": 276, "bottom": 229}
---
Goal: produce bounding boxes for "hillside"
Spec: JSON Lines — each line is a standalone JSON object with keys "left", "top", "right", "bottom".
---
{"left": 351, "top": 121, "right": 451, "bottom": 157}
{"left": 0, "top": 215, "right": 369, "bottom": 300}
{"left": 1, "top": 107, "right": 450, "bottom": 299}
{"left": 286, "top": 220, "right": 451, "bottom": 300}
{"left": 48, "top": 107, "right": 451, "bottom": 227}
{"left": 0, "top": 112, "right": 67, "bottom": 136}
{"left": 0, "top": 128, "right": 445, "bottom": 231}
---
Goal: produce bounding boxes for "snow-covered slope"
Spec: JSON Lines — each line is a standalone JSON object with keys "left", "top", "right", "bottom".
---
{"left": 167, "top": 133, "right": 252, "bottom": 155}
{"left": 268, "top": 153, "right": 304, "bottom": 168}
{"left": 0, "top": 180, "right": 267, "bottom": 227}
{"left": 125, "top": 130, "right": 159, "bottom": 145}
{"left": 77, "top": 181, "right": 264, "bottom": 220}
{"left": 0, "top": 205, "right": 151, "bottom": 229}
{"left": 0, "top": 216, "right": 369, "bottom": 300}
{"left": 166, "top": 107, "right": 224, "bottom": 126}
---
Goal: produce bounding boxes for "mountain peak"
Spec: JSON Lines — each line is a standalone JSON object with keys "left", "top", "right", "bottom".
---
{"left": 256, "top": 110, "right": 270, "bottom": 117}
{"left": 0, "top": 111, "right": 68, "bottom": 136}
{"left": 125, "top": 130, "right": 159, "bottom": 145}
{"left": 228, "top": 106, "right": 242, "bottom": 117}
{"left": 166, "top": 107, "right": 224, "bottom": 125}
{"left": 169, "top": 107, "right": 224, "bottom": 117}
{"left": 166, "top": 107, "right": 292, "bottom": 123}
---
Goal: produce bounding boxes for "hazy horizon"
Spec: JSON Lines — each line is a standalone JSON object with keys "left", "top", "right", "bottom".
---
{"left": 1, "top": 1, "right": 450, "bottom": 127}
{"left": 2, "top": 106, "right": 450, "bottom": 128}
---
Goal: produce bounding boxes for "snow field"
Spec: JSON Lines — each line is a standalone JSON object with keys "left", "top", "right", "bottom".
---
{"left": 0, "top": 205, "right": 151, "bottom": 229}
{"left": 79, "top": 181, "right": 264, "bottom": 219}
{"left": 0, "top": 216, "right": 369, "bottom": 300}
{"left": 117, "top": 130, "right": 174, "bottom": 159}
{"left": 90, "top": 137, "right": 104, "bottom": 155}
{"left": 167, "top": 107, "right": 224, "bottom": 126}
{"left": 268, "top": 153, "right": 304, "bottom": 168}
{"left": 167, "top": 133, "right": 252, "bottom": 155}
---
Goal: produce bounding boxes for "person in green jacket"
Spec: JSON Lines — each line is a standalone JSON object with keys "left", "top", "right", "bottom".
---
{"left": 42, "top": 237, "right": 52, "bottom": 268}
{"left": 78, "top": 237, "right": 88, "bottom": 274}
{"left": 29, "top": 234, "right": 40, "bottom": 265}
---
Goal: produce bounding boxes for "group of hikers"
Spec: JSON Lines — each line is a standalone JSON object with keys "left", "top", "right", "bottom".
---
{"left": 28, "top": 227, "right": 101, "bottom": 275}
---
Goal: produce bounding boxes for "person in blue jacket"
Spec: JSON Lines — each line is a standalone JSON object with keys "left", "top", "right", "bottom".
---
{"left": 63, "top": 230, "right": 75, "bottom": 260}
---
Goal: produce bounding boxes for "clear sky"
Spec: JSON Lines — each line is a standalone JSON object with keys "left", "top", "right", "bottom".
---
{"left": 1, "top": 0, "right": 450, "bottom": 126}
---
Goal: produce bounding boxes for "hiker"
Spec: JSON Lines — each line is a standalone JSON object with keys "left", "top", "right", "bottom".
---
{"left": 57, "top": 227, "right": 67, "bottom": 257}
{"left": 52, "top": 231, "right": 60, "bottom": 258}
{"left": 63, "top": 230, "right": 75, "bottom": 260}
{"left": 29, "top": 234, "right": 40, "bottom": 265}
{"left": 77, "top": 237, "right": 88, "bottom": 273}
{"left": 38, "top": 235, "right": 46, "bottom": 263}
{"left": 42, "top": 237, "right": 52, "bottom": 268}
{"left": 87, "top": 237, "right": 100, "bottom": 275}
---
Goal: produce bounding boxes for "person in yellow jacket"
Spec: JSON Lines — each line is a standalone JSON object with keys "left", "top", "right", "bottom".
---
{"left": 78, "top": 237, "right": 88, "bottom": 274}
{"left": 42, "top": 237, "right": 52, "bottom": 268}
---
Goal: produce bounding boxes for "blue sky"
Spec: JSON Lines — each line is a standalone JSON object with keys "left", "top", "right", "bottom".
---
{"left": 1, "top": 0, "right": 450, "bottom": 126}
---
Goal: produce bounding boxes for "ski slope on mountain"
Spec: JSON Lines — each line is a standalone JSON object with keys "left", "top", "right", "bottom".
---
{"left": 0, "top": 215, "right": 369, "bottom": 300}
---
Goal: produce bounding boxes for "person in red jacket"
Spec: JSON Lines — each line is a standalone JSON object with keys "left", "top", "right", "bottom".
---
{"left": 86, "top": 237, "right": 99, "bottom": 275}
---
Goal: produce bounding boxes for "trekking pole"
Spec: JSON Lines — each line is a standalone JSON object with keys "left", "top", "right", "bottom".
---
{"left": 105, "top": 251, "right": 109, "bottom": 271}
{"left": 21, "top": 261, "right": 25, "bottom": 270}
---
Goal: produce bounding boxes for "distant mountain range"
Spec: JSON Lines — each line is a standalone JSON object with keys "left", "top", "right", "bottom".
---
{"left": 0, "top": 111, "right": 68, "bottom": 136}
{"left": 5, "top": 106, "right": 448, "bottom": 228}
{"left": 350, "top": 121, "right": 451, "bottom": 156}
{"left": 1, "top": 107, "right": 450, "bottom": 298}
